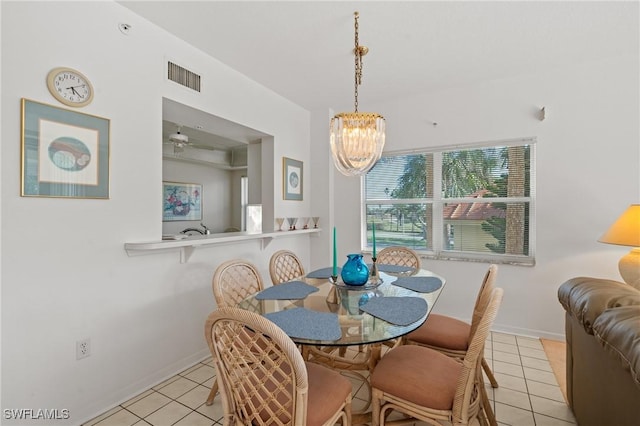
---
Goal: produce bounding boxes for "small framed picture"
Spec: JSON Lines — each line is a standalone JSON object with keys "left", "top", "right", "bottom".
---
{"left": 20, "top": 98, "right": 110, "bottom": 198}
{"left": 283, "top": 157, "right": 303, "bottom": 201}
{"left": 163, "top": 181, "right": 202, "bottom": 221}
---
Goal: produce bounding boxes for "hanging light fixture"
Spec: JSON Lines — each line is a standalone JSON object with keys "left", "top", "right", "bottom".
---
{"left": 330, "top": 11, "right": 386, "bottom": 176}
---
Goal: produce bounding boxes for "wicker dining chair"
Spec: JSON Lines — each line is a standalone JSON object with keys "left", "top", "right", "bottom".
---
{"left": 206, "top": 259, "right": 265, "bottom": 406}
{"left": 205, "top": 307, "right": 352, "bottom": 426}
{"left": 269, "top": 250, "right": 305, "bottom": 285}
{"left": 370, "top": 287, "right": 504, "bottom": 426}
{"left": 372, "top": 246, "right": 421, "bottom": 350}
{"left": 403, "top": 264, "right": 500, "bottom": 391}
{"left": 375, "top": 246, "right": 421, "bottom": 269}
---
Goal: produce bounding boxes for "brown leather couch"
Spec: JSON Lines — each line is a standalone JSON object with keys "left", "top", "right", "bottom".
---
{"left": 558, "top": 277, "right": 640, "bottom": 426}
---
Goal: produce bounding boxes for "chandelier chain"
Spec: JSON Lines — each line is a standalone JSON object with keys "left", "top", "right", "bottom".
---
{"left": 354, "top": 11, "right": 363, "bottom": 112}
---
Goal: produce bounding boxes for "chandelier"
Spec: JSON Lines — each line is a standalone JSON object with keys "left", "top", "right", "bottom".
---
{"left": 329, "top": 11, "right": 386, "bottom": 177}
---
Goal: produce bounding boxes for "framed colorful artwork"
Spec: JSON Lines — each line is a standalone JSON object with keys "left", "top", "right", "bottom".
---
{"left": 283, "top": 157, "right": 303, "bottom": 201}
{"left": 163, "top": 181, "right": 202, "bottom": 221}
{"left": 21, "top": 98, "right": 110, "bottom": 198}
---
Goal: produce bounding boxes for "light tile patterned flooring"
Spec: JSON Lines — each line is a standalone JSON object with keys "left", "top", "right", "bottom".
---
{"left": 84, "top": 332, "right": 575, "bottom": 426}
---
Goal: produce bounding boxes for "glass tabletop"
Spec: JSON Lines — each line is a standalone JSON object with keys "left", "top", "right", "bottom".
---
{"left": 237, "top": 269, "right": 446, "bottom": 347}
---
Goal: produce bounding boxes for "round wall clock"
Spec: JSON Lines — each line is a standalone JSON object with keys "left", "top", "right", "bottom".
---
{"left": 46, "top": 67, "right": 94, "bottom": 107}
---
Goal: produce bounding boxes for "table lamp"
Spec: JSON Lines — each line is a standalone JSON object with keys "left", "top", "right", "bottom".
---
{"left": 598, "top": 204, "right": 640, "bottom": 289}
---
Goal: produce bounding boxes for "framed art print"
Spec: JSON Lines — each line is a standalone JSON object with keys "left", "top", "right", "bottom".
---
{"left": 20, "top": 98, "right": 110, "bottom": 198}
{"left": 283, "top": 157, "right": 303, "bottom": 201}
{"left": 163, "top": 181, "right": 202, "bottom": 221}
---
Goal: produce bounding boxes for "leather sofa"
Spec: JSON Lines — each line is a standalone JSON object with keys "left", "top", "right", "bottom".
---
{"left": 558, "top": 277, "right": 640, "bottom": 426}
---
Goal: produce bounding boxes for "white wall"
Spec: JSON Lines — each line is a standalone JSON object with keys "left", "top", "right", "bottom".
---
{"left": 325, "top": 53, "right": 639, "bottom": 339}
{"left": 1, "top": 2, "right": 312, "bottom": 424}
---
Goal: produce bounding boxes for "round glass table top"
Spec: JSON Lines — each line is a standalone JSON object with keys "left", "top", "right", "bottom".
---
{"left": 237, "top": 268, "right": 445, "bottom": 346}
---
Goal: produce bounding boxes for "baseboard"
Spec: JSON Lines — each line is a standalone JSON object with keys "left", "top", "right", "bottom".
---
{"left": 76, "top": 348, "right": 211, "bottom": 426}
{"left": 492, "top": 323, "right": 565, "bottom": 341}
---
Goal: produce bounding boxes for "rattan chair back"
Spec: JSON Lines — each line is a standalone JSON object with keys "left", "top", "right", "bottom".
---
{"left": 269, "top": 250, "right": 305, "bottom": 285}
{"left": 207, "top": 259, "right": 263, "bottom": 406}
{"left": 376, "top": 246, "right": 421, "bottom": 269}
{"left": 452, "top": 287, "right": 503, "bottom": 424}
{"left": 469, "top": 264, "right": 498, "bottom": 339}
{"left": 212, "top": 259, "right": 264, "bottom": 308}
{"left": 205, "top": 307, "right": 351, "bottom": 425}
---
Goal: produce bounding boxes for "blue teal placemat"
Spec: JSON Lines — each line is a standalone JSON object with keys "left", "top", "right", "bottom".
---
{"left": 373, "top": 264, "right": 415, "bottom": 273}
{"left": 264, "top": 308, "right": 342, "bottom": 341}
{"left": 255, "top": 281, "right": 319, "bottom": 300}
{"left": 360, "top": 297, "right": 428, "bottom": 326}
{"left": 392, "top": 276, "right": 443, "bottom": 293}
{"left": 306, "top": 267, "right": 342, "bottom": 278}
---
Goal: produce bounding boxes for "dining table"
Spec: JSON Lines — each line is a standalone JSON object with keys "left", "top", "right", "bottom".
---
{"left": 237, "top": 264, "right": 446, "bottom": 424}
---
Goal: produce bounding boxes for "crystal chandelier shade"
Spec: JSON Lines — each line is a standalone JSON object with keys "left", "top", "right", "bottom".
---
{"left": 330, "top": 112, "right": 385, "bottom": 176}
{"left": 329, "top": 12, "right": 386, "bottom": 177}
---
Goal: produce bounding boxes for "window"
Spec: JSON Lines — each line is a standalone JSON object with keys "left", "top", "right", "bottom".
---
{"left": 364, "top": 138, "right": 535, "bottom": 265}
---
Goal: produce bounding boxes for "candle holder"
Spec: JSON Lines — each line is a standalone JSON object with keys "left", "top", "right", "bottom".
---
{"left": 326, "top": 284, "right": 339, "bottom": 304}
{"left": 368, "top": 257, "right": 381, "bottom": 285}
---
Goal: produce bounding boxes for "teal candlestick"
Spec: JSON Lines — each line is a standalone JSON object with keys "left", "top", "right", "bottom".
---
{"left": 332, "top": 227, "right": 337, "bottom": 277}
{"left": 372, "top": 222, "right": 377, "bottom": 258}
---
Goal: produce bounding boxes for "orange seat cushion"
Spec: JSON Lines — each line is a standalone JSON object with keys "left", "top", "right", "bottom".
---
{"left": 406, "top": 313, "right": 470, "bottom": 351}
{"left": 371, "top": 345, "right": 461, "bottom": 410}
{"left": 306, "top": 361, "right": 351, "bottom": 425}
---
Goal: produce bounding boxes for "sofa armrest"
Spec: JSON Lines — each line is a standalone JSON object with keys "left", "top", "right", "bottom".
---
{"left": 558, "top": 277, "right": 640, "bottom": 334}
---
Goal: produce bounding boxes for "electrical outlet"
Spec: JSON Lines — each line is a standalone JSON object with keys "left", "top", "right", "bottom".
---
{"left": 76, "top": 338, "right": 91, "bottom": 360}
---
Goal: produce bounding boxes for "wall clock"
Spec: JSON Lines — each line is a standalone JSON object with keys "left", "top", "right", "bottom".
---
{"left": 46, "top": 67, "right": 94, "bottom": 107}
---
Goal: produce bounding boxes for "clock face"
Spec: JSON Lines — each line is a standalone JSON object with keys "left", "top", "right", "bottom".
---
{"left": 46, "top": 67, "right": 94, "bottom": 107}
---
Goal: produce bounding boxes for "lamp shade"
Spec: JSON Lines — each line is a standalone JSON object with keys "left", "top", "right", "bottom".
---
{"left": 598, "top": 204, "right": 640, "bottom": 247}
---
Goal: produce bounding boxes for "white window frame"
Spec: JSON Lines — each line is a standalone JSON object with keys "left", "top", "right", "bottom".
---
{"left": 362, "top": 137, "right": 536, "bottom": 266}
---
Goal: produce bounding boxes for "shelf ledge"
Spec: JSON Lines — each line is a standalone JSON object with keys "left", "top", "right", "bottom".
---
{"left": 125, "top": 228, "right": 321, "bottom": 263}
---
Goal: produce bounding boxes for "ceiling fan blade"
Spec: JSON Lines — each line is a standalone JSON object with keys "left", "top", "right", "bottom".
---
{"left": 190, "top": 143, "right": 217, "bottom": 151}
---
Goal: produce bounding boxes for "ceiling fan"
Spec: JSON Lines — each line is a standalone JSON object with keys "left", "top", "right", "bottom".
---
{"left": 166, "top": 125, "right": 191, "bottom": 153}
{"left": 165, "top": 124, "right": 217, "bottom": 154}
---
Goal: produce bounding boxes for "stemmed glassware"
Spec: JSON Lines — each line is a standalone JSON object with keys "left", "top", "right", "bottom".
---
{"left": 286, "top": 217, "right": 298, "bottom": 231}
{"left": 312, "top": 217, "right": 320, "bottom": 228}
{"left": 275, "top": 218, "right": 285, "bottom": 231}
{"left": 300, "top": 217, "right": 310, "bottom": 229}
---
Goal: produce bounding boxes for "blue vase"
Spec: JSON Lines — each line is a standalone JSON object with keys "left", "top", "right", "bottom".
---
{"left": 341, "top": 254, "right": 370, "bottom": 286}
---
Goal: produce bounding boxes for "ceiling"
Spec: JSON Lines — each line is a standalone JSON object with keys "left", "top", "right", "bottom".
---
{"left": 121, "top": 1, "right": 638, "bottom": 149}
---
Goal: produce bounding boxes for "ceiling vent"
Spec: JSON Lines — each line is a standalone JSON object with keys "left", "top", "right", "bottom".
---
{"left": 168, "top": 61, "right": 201, "bottom": 92}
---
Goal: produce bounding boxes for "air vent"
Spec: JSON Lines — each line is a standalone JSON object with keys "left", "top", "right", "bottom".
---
{"left": 167, "top": 61, "right": 201, "bottom": 92}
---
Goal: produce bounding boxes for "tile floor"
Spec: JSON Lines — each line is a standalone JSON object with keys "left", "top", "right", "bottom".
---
{"left": 83, "top": 332, "right": 575, "bottom": 426}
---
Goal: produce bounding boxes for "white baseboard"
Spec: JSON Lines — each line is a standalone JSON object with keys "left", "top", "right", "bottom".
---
{"left": 492, "top": 323, "right": 565, "bottom": 341}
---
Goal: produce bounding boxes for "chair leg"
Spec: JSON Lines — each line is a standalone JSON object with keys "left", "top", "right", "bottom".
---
{"left": 371, "top": 388, "right": 382, "bottom": 426}
{"left": 205, "top": 381, "right": 218, "bottom": 406}
{"left": 482, "top": 357, "right": 499, "bottom": 388}
{"left": 478, "top": 377, "right": 497, "bottom": 426}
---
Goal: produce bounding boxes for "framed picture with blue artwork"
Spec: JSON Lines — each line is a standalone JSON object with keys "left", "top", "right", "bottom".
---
{"left": 163, "top": 181, "right": 202, "bottom": 221}
{"left": 283, "top": 157, "right": 303, "bottom": 201}
{"left": 20, "top": 98, "right": 110, "bottom": 198}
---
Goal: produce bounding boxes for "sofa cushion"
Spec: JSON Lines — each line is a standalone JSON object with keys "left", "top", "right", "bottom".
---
{"left": 558, "top": 277, "right": 640, "bottom": 334}
{"left": 593, "top": 306, "right": 640, "bottom": 389}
